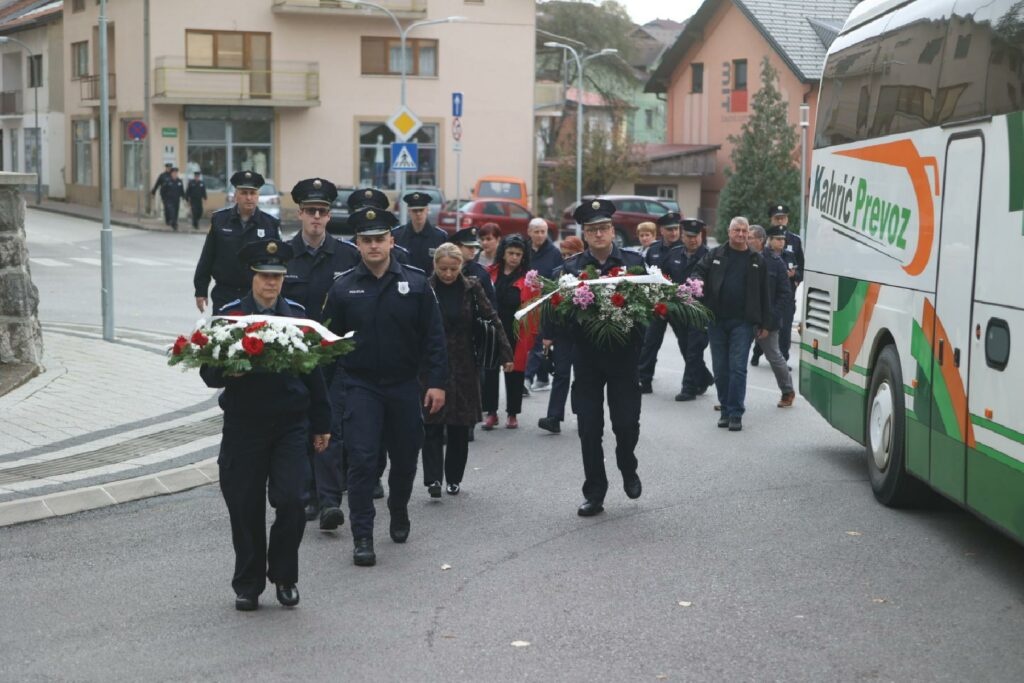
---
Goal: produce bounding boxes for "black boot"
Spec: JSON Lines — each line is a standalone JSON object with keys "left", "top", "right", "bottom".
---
{"left": 353, "top": 537, "right": 376, "bottom": 566}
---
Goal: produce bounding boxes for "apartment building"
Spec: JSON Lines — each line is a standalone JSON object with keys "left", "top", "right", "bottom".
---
{"left": 62, "top": 0, "right": 535, "bottom": 213}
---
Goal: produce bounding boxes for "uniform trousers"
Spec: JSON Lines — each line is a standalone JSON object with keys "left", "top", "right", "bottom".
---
{"left": 314, "top": 365, "right": 347, "bottom": 509}
{"left": 482, "top": 367, "right": 524, "bottom": 416}
{"left": 422, "top": 424, "right": 470, "bottom": 486}
{"left": 218, "top": 413, "right": 307, "bottom": 598}
{"left": 163, "top": 199, "right": 179, "bottom": 228}
{"left": 342, "top": 377, "right": 423, "bottom": 540}
{"left": 190, "top": 201, "right": 204, "bottom": 229}
{"left": 524, "top": 337, "right": 550, "bottom": 385}
{"left": 677, "top": 325, "right": 714, "bottom": 395}
{"left": 708, "top": 319, "right": 755, "bottom": 418}
{"left": 545, "top": 336, "right": 574, "bottom": 421}
{"left": 571, "top": 343, "right": 641, "bottom": 503}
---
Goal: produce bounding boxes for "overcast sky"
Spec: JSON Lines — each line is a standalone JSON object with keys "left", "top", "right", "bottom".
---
{"left": 617, "top": 0, "right": 702, "bottom": 24}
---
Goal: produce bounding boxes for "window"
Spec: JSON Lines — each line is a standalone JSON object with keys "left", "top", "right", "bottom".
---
{"left": 73, "top": 120, "right": 92, "bottom": 185}
{"left": 184, "top": 107, "right": 273, "bottom": 192}
{"left": 10, "top": 129, "right": 18, "bottom": 172}
{"left": 72, "top": 41, "right": 89, "bottom": 79}
{"left": 185, "top": 30, "right": 270, "bottom": 70}
{"left": 361, "top": 37, "right": 439, "bottom": 77}
{"left": 71, "top": 0, "right": 84, "bottom": 11}
{"left": 28, "top": 55, "right": 43, "bottom": 88}
{"left": 691, "top": 63, "right": 704, "bottom": 93}
{"left": 121, "top": 119, "right": 144, "bottom": 189}
{"left": 358, "top": 121, "right": 439, "bottom": 188}
{"left": 24, "top": 128, "right": 40, "bottom": 175}
{"left": 953, "top": 34, "right": 971, "bottom": 60}
{"left": 730, "top": 59, "right": 748, "bottom": 112}
{"left": 644, "top": 108, "right": 654, "bottom": 129}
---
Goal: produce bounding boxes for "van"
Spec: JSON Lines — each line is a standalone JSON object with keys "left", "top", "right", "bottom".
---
{"left": 473, "top": 176, "right": 529, "bottom": 206}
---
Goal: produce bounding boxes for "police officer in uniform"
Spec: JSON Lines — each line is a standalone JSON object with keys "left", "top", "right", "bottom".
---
{"left": 186, "top": 171, "right": 208, "bottom": 231}
{"left": 194, "top": 171, "right": 282, "bottom": 313}
{"left": 542, "top": 199, "right": 645, "bottom": 517}
{"left": 201, "top": 239, "right": 331, "bottom": 611}
{"left": 392, "top": 191, "right": 448, "bottom": 275}
{"left": 150, "top": 161, "right": 173, "bottom": 210}
{"left": 160, "top": 167, "right": 185, "bottom": 230}
{"left": 322, "top": 206, "right": 448, "bottom": 566}
{"left": 637, "top": 211, "right": 684, "bottom": 393}
{"left": 664, "top": 219, "right": 715, "bottom": 401}
{"left": 283, "top": 177, "right": 352, "bottom": 529}
{"left": 345, "top": 187, "right": 411, "bottom": 269}
{"left": 753, "top": 203, "right": 804, "bottom": 365}
{"left": 448, "top": 227, "right": 497, "bottom": 307}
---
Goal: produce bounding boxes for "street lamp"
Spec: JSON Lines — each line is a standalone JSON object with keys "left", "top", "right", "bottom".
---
{"left": 0, "top": 36, "right": 41, "bottom": 205}
{"left": 799, "top": 103, "right": 810, "bottom": 236}
{"left": 347, "top": 0, "right": 465, "bottom": 222}
{"left": 544, "top": 42, "right": 617, "bottom": 235}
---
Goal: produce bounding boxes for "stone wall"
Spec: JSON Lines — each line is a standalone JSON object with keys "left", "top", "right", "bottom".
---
{"left": 0, "top": 174, "right": 44, "bottom": 368}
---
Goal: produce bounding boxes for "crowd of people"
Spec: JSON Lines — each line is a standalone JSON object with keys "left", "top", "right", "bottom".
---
{"left": 191, "top": 170, "right": 804, "bottom": 611}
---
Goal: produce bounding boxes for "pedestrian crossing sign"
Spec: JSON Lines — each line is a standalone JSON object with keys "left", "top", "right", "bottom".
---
{"left": 391, "top": 143, "right": 419, "bottom": 172}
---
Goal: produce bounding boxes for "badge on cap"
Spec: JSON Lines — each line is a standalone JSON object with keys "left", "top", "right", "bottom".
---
{"left": 591, "top": 201, "right": 600, "bottom": 210}
{"left": 313, "top": 179, "right": 322, "bottom": 189}
{"left": 364, "top": 190, "right": 373, "bottom": 198}
{"left": 267, "top": 242, "right": 278, "bottom": 254}
{"left": 366, "top": 210, "right": 376, "bottom": 220}
{"left": 414, "top": 193, "right": 421, "bottom": 200}
{"left": 777, "top": 205, "right": 783, "bottom": 212}
{"left": 398, "top": 281, "right": 410, "bottom": 295}
{"left": 245, "top": 172, "right": 252, "bottom": 179}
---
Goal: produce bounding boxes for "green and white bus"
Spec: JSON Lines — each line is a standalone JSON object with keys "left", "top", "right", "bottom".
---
{"left": 801, "top": 0, "right": 1024, "bottom": 540}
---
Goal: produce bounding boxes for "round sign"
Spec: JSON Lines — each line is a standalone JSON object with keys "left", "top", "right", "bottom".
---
{"left": 452, "top": 117, "right": 462, "bottom": 142}
{"left": 127, "top": 119, "right": 148, "bottom": 141}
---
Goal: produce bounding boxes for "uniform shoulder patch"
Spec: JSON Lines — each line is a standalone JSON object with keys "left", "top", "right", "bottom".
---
{"left": 402, "top": 263, "right": 426, "bottom": 275}
{"left": 217, "top": 299, "right": 242, "bottom": 314}
{"left": 393, "top": 244, "right": 410, "bottom": 254}
{"left": 284, "top": 298, "right": 306, "bottom": 312}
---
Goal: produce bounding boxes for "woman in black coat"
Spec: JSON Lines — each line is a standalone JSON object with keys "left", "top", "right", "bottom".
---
{"left": 422, "top": 243, "right": 513, "bottom": 496}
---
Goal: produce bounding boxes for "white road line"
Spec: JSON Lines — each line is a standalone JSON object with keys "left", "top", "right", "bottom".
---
{"left": 120, "top": 257, "right": 166, "bottom": 266}
{"left": 69, "top": 257, "right": 102, "bottom": 266}
{"left": 30, "top": 258, "right": 71, "bottom": 267}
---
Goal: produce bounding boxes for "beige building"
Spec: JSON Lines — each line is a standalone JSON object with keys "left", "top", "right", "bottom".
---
{"left": 61, "top": 0, "right": 535, "bottom": 213}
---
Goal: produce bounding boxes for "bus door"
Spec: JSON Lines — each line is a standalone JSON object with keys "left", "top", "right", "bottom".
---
{"left": 927, "top": 133, "right": 984, "bottom": 503}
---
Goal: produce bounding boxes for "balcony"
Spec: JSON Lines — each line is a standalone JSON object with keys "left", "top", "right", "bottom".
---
{"left": 271, "top": 0, "right": 426, "bottom": 19}
{"left": 80, "top": 74, "right": 116, "bottom": 103}
{"left": 0, "top": 90, "right": 22, "bottom": 116}
{"left": 152, "top": 57, "right": 320, "bottom": 108}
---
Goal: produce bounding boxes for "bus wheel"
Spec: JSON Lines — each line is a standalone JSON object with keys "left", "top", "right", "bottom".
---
{"left": 866, "top": 346, "right": 926, "bottom": 508}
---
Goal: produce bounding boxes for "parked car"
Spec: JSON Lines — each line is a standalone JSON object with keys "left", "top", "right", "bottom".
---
{"left": 437, "top": 197, "right": 470, "bottom": 232}
{"left": 452, "top": 199, "right": 556, "bottom": 239}
{"left": 403, "top": 185, "right": 445, "bottom": 225}
{"left": 225, "top": 179, "right": 282, "bottom": 220}
{"left": 326, "top": 185, "right": 361, "bottom": 236}
{"left": 561, "top": 195, "right": 676, "bottom": 246}
{"left": 474, "top": 176, "right": 529, "bottom": 205}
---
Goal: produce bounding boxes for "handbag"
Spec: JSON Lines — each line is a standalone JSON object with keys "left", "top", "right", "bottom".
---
{"left": 470, "top": 287, "right": 502, "bottom": 370}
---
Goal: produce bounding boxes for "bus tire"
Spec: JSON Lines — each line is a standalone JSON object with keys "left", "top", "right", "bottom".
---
{"left": 866, "top": 345, "right": 927, "bottom": 508}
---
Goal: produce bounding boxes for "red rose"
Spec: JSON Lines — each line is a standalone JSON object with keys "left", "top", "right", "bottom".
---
{"left": 190, "top": 330, "right": 208, "bottom": 347}
{"left": 609, "top": 267, "right": 624, "bottom": 277}
{"left": 654, "top": 302, "right": 669, "bottom": 318}
{"left": 550, "top": 292, "right": 563, "bottom": 307}
{"left": 245, "top": 321, "right": 268, "bottom": 333}
{"left": 171, "top": 335, "right": 188, "bottom": 356}
{"left": 241, "top": 335, "right": 265, "bottom": 355}
{"left": 578, "top": 271, "right": 590, "bottom": 280}
{"left": 320, "top": 339, "right": 334, "bottom": 347}
{"left": 300, "top": 326, "right": 314, "bottom": 335}
{"left": 611, "top": 292, "right": 626, "bottom": 308}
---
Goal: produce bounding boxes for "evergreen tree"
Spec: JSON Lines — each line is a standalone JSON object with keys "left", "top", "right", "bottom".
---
{"left": 716, "top": 57, "right": 801, "bottom": 241}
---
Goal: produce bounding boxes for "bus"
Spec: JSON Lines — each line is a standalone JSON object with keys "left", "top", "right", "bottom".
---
{"left": 800, "top": 0, "right": 1024, "bottom": 541}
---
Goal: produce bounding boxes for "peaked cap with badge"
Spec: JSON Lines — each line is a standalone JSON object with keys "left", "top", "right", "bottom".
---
{"left": 230, "top": 170, "right": 265, "bottom": 190}
{"left": 681, "top": 218, "right": 705, "bottom": 235}
{"left": 348, "top": 206, "right": 400, "bottom": 236}
{"left": 573, "top": 198, "right": 616, "bottom": 225}
{"left": 656, "top": 211, "right": 682, "bottom": 229}
{"left": 769, "top": 203, "right": 790, "bottom": 217}
{"left": 347, "top": 187, "right": 391, "bottom": 212}
{"left": 238, "top": 238, "right": 293, "bottom": 273}
{"left": 291, "top": 177, "right": 338, "bottom": 206}
{"left": 402, "top": 191, "right": 431, "bottom": 208}
{"left": 448, "top": 227, "right": 481, "bottom": 247}
{"left": 766, "top": 225, "right": 787, "bottom": 238}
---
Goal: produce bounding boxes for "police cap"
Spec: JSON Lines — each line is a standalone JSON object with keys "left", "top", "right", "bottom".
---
{"left": 449, "top": 227, "right": 481, "bottom": 247}
{"left": 766, "top": 225, "right": 787, "bottom": 238}
{"left": 238, "top": 239, "right": 293, "bottom": 274}
{"left": 291, "top": 177, "right": 338, "bottom": 206}
{"left": 348, "top": 187, "right": 391, "bottom": 212}
{"left": 573, "top": 198, "right": 616, "bottom": 225}
{"left": 403, "top": 191, "right": 431, "bottom": 208}
{"left": 681, "top": 218, "right": 705, "bottom": 235}
{"left": 230, "top": 170, "right": 265, "bottom": 190}
{"left": 349, "top": 206, "right": 399, "bottom": 236}
{"left": 769, "top": 203, "right": 790, "bottom": 217}
{"left": 656, "top": 211, "right": 682, "bottom": 229}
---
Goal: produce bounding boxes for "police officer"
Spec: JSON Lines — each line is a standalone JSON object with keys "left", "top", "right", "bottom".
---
{"left": 346, "top": 187, "right": 411, "bottom": 269}
{"left": 322, "top": 206, "right": 448, "bottom": 566}
{"left": 150, "top": 161, "right": 173, "bottom": 210}
{"left": 283, "top": 177, "right": 353, "bottom": 529}
{"left": 200, "top": 239, "right": 331, "bottom": 611}
{"left": 664, "top": 218, "right": 715, "bottom": 401}
{"left": 448, "top": 226, "right": 497, "bottom": 307}
{"left": 160, "top": 167, "right": 185, "bottom": 230}
{"left": 392, "top": 191, "right": 447, "bottom": 275}
{"left": 541, "top": 199, "right": 645, "bottom": 517}
{"left": 752, "top": 203, "right": 803, "bottom": 364}
{"left": 186, "top": 171, "right": 207, "bottom": 231}
{"left": 637, "top": 211, "right": 685, "bottom": 393}
{"left": 194, "top": 170, "right": 282, "bottom": 313}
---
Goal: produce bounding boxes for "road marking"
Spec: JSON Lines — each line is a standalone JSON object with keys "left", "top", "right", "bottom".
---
{"left": 30, "top": 258, "right": 71, "bottom": 267}
{"left": 120, "top": 257, "right": 165, "bottom": 266}
{"left": 69, "top": 257, "right": 103, "bottom": 266}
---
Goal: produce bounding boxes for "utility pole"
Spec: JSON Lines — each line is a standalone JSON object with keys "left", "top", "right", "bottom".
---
{"left": 99, "top": 0, "right": 114, "bottom": 340}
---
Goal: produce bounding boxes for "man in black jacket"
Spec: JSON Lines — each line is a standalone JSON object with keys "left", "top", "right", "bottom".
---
{"left": 693, "top": 216, "right": 772, "bottom": 431}
{"left": 186, "top": 171, "right": 207, "bottom": 231}
{"left": 160, "top": 167, "right": 185, "bottom": 230}
{"left": 637, "top": 211, "right": 685, "bottom": 393}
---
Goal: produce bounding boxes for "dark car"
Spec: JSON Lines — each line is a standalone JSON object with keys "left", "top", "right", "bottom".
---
{"left": 561, "top": 195, "right": 676, "bottom": 246}
{"left": 449, "top": 199, "right": 556, "bottom": 239}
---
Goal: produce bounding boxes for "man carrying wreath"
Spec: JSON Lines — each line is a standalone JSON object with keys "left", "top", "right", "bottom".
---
{"left": 201, "top": 239, "right": 332, "bottom": 611}
{"left": 542, "top": 199, "right": 646, "bottom": 517}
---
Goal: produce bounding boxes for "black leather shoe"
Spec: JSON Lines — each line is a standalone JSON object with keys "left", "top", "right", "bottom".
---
{"left": 623, "top": 473, "right": 642, "bottom": 499}
{"left": 638, "top": 380, "right": 653, "bottom": 394}
{"left": 389, "top": 507, "right": 411, "bottom": 543}
{"left": 373, "top": 479, "right": 385, "bottom": 499}
{"left": 717, "top": 416, "right": 730, "bottom": 428}
{"left": 353, "top": 537, "right": 376, "bottom": 566}
{"left": 319, "top": 506, "right": 344, "bottom": 531}
{"left": 675, "top": 392, "right": 695, "bottom": 402}
{"left": 427, "top": 481, "right": 442, "bottom": 498}
{"left": 276, "top": 584, "right": 299, "bottom": 607}
{"left": 304, "top": 502, "right": 318, "bottom": 521}
{"left": 750, "top": 356, "right": 760, "bottom": 367}
{"left": 697, "top": 380, "right": 713, "bottom": 396}
{"left": 577, "top": 500, "right": 604, "bottom": 517}
{"left": 538, "top": 417, "right": 561, "bottom": 433}
{"left": 235, "top": 594, "right": 258, "bottom": 611}
{"left": 729, "top": 416, "right": 743, "bottom": 432}
{"left": 446, "top": 483, "right": 460, "bottom": 495}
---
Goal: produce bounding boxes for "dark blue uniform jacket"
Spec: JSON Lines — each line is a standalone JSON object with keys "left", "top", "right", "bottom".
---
{"left": 763, "top": 249, "right": 794, "bottom": 330}
{"left": 644, "top": 238, "right": 682, "bottom": 269}
{"left": 391, "top": 221, "right": 448, "bottom": 274}
{"left": 283, "top": 233, "right": 360, "bottom": 322}
{"left": 193, "top": 206, "right": 282, "bottom": 297}
{"left": 663, "top": 243, "right": 708, "bottom": 284}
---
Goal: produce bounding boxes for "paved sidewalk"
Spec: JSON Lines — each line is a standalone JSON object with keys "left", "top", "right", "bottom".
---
{"left": 30, "top": 198, "right": 177, "bottom": 232}
{"left": 0, "top": 322, "right": 223, "bottom": 526}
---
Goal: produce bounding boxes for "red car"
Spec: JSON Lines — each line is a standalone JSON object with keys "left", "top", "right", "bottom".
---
{"left": 561, "top": 195, "right": 677, "bottom": 246}
{"left": 439, "top": 199, "right": 557, "bottom": 239}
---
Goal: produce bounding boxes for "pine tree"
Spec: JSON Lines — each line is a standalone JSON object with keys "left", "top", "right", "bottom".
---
{"left": 716, "top": 57, "right": 801, "bottom": 241}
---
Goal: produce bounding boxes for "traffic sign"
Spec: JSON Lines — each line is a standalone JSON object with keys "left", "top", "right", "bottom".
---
{"left": 127, "top": 119, "right": 147, "bottom": 141}
{"left": 386, "top": 106, "right": 423, "bottom": 142}
{"left": 391, "top": 142, "right": 419, "bottom": 171}
{"left": 452, "top": 117, "right": 462, "bottom": 142}
{"left": 452, "top": 91, "right": 464, "bottom": 118}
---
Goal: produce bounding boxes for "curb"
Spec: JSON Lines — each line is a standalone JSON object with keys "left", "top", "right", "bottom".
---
{"left": 0, "top": 457, "right": 218, "bottom": 528}
{"left": 27, "top": 203, "right": 167, "bottom": 233}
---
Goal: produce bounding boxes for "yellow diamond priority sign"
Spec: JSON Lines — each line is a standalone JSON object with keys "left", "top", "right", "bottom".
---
{"left": 387, "top": 106, "right": 423, "bottom": 142}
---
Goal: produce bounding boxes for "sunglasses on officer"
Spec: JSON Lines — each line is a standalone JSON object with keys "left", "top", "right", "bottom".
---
{"left": 300, "top": 206, "right": 330, "bottom": 217}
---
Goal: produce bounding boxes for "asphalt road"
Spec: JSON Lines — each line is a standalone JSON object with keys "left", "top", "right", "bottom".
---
{"left": 6, "top": 211, "right": 1024, "bottom": 681}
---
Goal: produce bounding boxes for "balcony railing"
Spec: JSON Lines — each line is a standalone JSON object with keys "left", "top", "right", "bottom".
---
{"left": 271, "top": 0, "right": 426, "bottom": 18}
{"left": 0, "top": 90, "right": 22, "bottom": 115}
{"left": 80, "top": 74, "right": 116, "bottom": 102}
{"left": 152, "top": 57, "right": 319, "bottom": 107}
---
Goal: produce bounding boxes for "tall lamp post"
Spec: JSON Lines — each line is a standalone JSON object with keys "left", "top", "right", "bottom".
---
{"left": 0, "top": 35, "right": 41, "bottom": 205}
{"left": 543, "top": 42, "right": 617, "bottom": 236}
{"left": 348, "top": 1, "right": 464, "bottom": 223}
{"left": 799, "top": 103, "right": 810, "bottom": 236}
